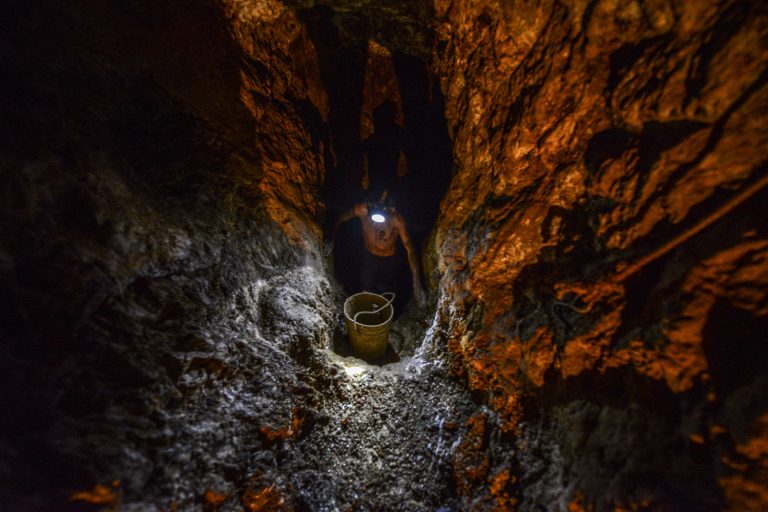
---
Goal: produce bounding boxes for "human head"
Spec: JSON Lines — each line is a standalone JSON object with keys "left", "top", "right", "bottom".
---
{"left": 367, "top": 189, "right": 394, "bottom": 223}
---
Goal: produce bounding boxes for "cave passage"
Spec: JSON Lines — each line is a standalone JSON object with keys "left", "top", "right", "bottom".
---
{"left": 290, "top": 4, "right": 455, "bottom": 364}
{"left": 308, "top": 24, "right": 453, "bottom": 319}
{"left": 3, "top": 1, "right": 768, "bottom": 511}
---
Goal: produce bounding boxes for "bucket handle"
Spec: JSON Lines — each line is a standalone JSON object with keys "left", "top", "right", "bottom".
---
{"left": 352, "top": 292, "right": 395, "bottom": 332}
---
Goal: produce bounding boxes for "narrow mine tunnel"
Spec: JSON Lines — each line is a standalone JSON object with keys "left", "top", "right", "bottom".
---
{"left": 1, "top": 1, "right": 767, "bottom": 511}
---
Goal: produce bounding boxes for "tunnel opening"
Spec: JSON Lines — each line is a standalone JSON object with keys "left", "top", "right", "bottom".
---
{"left": 328, "top": 73, "right": 452, "bottom": 364}
{"left": 703, "top": 300, "right": 768, "bottom": 399}
{"left": 298, "top": 5, "right": 453, "bottom": 364}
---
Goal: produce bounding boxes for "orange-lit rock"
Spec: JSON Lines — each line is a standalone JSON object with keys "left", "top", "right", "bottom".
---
{"left": 202, "top": 488, "right": 228, "bottom": 511}
{"left": 433, "top": 0, "right": 768, "bottom": 508}
{"left": 242, "top": 485, "right": 290, "bottom": 512}
{"left": 221, "top": 0, "right": 329, "bottom": 248}
{"left": 359, "top": 39, "right": 404, "bottom": 141}
{"left": 719, "top": 413, "right": 768, "bottom": 510}
{"left": 488, "top": 468, "right": 517, "bottom": 511}
{"left": 69, "top": 481, "right": 120, "bottom": 509}
{"left": 258, "top": 408, "right": 305, "bottom": 443}
{"left": 451, "top": 413, "right": 491, "bottom": 498}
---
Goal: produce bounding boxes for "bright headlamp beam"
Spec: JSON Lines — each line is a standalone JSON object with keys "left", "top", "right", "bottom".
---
{"left": 371, "top": 213, "right": 386, "bottom": 223}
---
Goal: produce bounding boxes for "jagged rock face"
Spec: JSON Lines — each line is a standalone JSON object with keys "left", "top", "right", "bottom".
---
{"left": 432, "top": 0, "right": 768, "bottom": 509}
{"left": 0, "top": 0, "right": 335, "bottom": 508}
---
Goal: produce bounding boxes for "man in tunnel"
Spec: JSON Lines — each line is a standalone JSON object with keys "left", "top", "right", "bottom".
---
{"left": 324, "top": 190, "right": 426, "bottom": 315}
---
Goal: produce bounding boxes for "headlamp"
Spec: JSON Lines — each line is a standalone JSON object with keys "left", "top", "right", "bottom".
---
{"left": 368, "top": 202, "right": 388, "bottom": 223}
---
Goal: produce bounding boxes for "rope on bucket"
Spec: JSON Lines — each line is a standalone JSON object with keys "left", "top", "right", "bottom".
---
{"left": 351, "top": 292, "right": 395, "bottom": 332}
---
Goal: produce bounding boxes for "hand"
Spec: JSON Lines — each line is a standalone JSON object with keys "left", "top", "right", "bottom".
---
{"left": 323, "top": 238, "right": 334, "bottom": 256}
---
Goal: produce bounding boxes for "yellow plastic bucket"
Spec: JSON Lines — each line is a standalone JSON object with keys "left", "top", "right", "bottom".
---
{"left": 343, "top": 292, "right": 395, "bottom": 362}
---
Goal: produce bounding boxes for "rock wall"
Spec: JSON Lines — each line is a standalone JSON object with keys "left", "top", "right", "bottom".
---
{"left": 0, "top": 1, "right": 336, "bottom": 508}
{"left": 432, "top": 0, "right": 768, "bottom": 509}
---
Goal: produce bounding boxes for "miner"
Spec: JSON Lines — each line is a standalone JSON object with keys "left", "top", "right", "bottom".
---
{"left": 324, "top": 191, "right": 426, "bottom": 314}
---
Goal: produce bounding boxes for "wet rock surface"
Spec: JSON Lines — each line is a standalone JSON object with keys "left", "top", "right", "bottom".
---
{"left": 2, "top": 0, "right": 767, "bottom": 510}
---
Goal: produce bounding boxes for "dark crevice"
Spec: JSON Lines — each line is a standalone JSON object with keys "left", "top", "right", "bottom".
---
{"left": 522, "top": 367, "right": 721, "bottom": 511}
{"left": 610, "top": 251, "right": 669, "bottom": 347}
{"left": 584, "top": 128, "right": 639, "bottom": 176}
{"left": 636, "top": 119, "right": 709, "bottom": 174}
{"left": 606, "top": 34, "right": 674, "bottom": 92}
{"left": 685, "top": 1, "right": 753, "bottom": 104}
{"left": 703, "top": 301, "right": 768, "bottom": 397}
